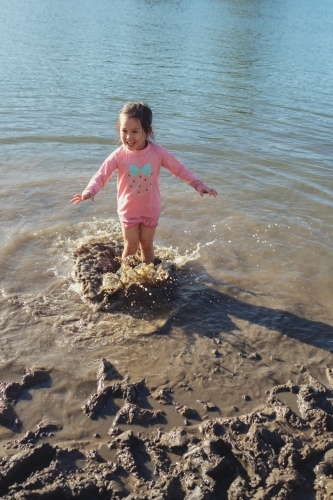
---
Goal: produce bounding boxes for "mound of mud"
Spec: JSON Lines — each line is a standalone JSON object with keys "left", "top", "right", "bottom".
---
{"left": 72, "top": 240, "right": 176, "bottom": 307}
{"left": 0, "top": 368, "right": 51, "bottom": 428}
{"left": 2, "top": 360, "right": 333, "bottom": 499}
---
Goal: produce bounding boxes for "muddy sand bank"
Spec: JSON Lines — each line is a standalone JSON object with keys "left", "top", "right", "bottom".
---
{"left": 1, "top": 360, "right": 333, "bottom": 499}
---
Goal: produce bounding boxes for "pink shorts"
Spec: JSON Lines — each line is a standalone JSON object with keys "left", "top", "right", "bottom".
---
{"left": 119, "top": 215, "right": 159, "bottom": 229}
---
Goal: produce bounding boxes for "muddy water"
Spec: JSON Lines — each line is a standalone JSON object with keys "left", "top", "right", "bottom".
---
{"left": 1, "top": 218, "right": 333, "bottom": 455}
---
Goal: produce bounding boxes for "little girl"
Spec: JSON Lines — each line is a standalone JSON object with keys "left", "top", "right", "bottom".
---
{"left": 71, "top": 102, "right": 217, "bottom": 263}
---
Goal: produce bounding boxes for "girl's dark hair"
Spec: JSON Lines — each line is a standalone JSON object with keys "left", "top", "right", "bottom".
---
{"left": 116, "top": 101, "right": 154, "bottom": 139}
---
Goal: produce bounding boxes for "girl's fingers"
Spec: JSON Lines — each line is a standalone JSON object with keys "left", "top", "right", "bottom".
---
{"left": 70, "top": 194, "right": 82, "bottom": 204}
{"left": 71, "top": 193, "right": 94, "bottom": 204}
{"left": 200, "top": 188, "right": 218, "bottom": 197}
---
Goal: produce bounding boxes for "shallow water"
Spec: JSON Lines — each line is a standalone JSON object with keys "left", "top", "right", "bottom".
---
{"left": 0, "top": 0, "right": 333, "bottom": 451}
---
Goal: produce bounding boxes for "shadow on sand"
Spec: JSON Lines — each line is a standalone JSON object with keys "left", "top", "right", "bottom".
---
{"left": 118, "top": 261, "right": 333, "bottom": 353}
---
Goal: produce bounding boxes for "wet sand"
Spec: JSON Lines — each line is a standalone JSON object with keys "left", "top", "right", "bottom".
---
{"left": 2, "top": 362, "right": 333, "bottom": 498}
{"left": 1, "top": 241, "right": 333, "bottom": 499}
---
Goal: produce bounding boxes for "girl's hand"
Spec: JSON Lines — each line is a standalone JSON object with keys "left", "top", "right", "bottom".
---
{"left": 199, "top": 187, "right": 218, "bottom": 198}
{"left": 70, "top": 192, "right": 94, "bottom": 205}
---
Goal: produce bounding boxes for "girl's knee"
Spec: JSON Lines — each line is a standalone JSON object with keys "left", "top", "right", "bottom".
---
{"left": 123, "top": 241, "right": 139, "bottom": 254}
{"left": 139, "top": 238, "right": 153, "bottom": 252}
{"left": 139, "top": 226, "right": 155, "bottom": 248}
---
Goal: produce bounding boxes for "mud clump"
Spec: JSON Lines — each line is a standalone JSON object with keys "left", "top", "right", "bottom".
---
{"left": 72, "top": 240, "right": 176, "bottom": 307}
{"left": 0, "top": 382, "right": 22, "bottom": 405}
{"left": 82, "top": 359, "right": 165, "bottom": 426}
{"left": 0, "top": 400, "right": 16, "bottom": 428}
{"left": 0, "top": 368, "right": 51, "bottom": 429}
{"left": 3, "top": 362, "right": 333, "bottom": 498}
{"left": 113, "top": 403, "right": 165, "bottom": 426}
{"left": 72, "top": 240, "right": 122, "bottom": 302}
{"left": 151, "top": 388, "right": 173, "bottom": 405}
{"left": 174, "top": 404, "right": 200, "bottom": 420}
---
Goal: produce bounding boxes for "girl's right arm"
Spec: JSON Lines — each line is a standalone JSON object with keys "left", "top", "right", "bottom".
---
{"left": 70, "top": 192, "right": 94, "bottom": 205}
{"left": 70, "top": 150, "right": 119, "bottom": 205}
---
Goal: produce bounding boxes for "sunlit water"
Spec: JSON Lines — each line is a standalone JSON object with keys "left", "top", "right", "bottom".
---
{"left": 0, "top": 0, "right": 333, "bottom": 446}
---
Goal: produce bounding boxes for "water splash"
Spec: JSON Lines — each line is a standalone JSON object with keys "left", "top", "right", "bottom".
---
{"left": 67, "top": 221, "right": 210, "bottom": 307}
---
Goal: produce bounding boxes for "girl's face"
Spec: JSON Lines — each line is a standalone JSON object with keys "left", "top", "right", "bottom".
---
{"left": 119, "top": 114, "right": 149, "bottom": 151}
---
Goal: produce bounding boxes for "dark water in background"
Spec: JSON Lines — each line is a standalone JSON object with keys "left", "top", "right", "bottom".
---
{"left": 0, "top": 0, "right": 333, "bottom": 444}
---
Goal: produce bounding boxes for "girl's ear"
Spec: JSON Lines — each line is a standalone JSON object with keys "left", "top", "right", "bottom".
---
{"left": 147, "top": 127, "right": 153, "bottom": 137}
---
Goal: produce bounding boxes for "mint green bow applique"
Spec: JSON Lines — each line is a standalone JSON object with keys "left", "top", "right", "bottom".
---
{"left": 129, "top": 164, "right": 152, "bottom": 177}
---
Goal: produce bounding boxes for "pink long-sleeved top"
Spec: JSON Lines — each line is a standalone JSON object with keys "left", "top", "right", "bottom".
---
{"left": 83, "top": 142, "right": 207, "bottom": 220}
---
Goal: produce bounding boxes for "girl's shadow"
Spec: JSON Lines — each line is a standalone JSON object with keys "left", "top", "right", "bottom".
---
{"left": 123, "top": 261, "right": 333, "bottom": 352}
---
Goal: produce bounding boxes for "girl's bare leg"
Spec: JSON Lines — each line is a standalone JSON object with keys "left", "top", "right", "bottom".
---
{"left": 121, "top": 224, "right": 156, "bottom": 263}
{"left": 122, "top": 225, "right": 140, "bottom": 260}
{"left": 122, "top": 224, "right": 156, "bottom": 264}
{"left": 138, "top": 224, "right": 156, "bottom": 264}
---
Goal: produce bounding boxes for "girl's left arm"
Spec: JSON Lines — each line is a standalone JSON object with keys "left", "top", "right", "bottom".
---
{"left": 160, "top": 146, "right": 217, "bottom": 197}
